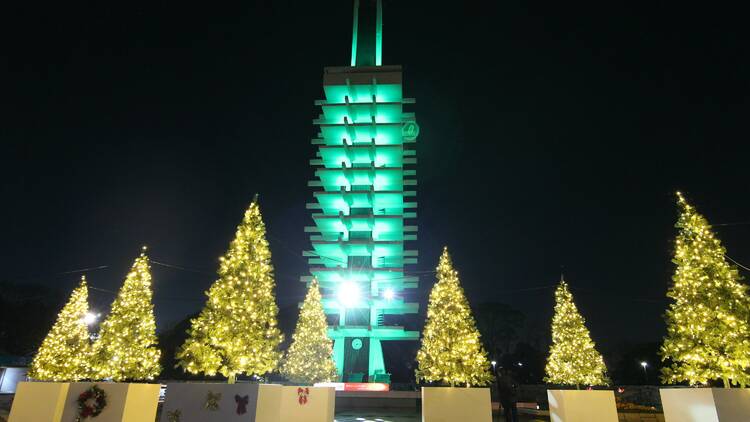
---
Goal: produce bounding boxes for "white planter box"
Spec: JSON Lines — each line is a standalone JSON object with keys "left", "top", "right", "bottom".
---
{"left": 660, "top": 387, "right": 750, "bottom": 422}
{"left": 547, "top": 389, "right": 618, "bottom": 422}
{"left": 159, "top": 383, "right": 281, "bottom": 422}
{"left": 421, "top": 387, "right": 492, "bottom": 422}
{"left": 278, "top": 386, "right": 335, "bottom": 422}
{"left": 8, "top": 382, "right": 69, "bottom": 422}
{"left": 59, "top": 382, "right": 160, "bottom": 422}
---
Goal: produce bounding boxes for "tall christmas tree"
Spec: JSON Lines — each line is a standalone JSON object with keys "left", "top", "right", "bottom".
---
{"left": 416, "top": 247, "right": 492, "bottom": 387}
{"left": 28, "top": 276, "right": 92, "bottom": 381}
{"left": 544, "top": 278, "right": 608, "bottom": 388}
{"left": 661, "top": 192, "right": 750, "bottom": 387}
{"left": 92, "top": 249, "right": 161, "bottom": 381}
{"left": 176, "top": 198, "right": 284, "bottom": 383}
{"left": 280, "top": 279, "right": 338, "bottom": 384}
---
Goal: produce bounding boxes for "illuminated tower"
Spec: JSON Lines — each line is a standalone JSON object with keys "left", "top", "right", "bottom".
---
{"left": 302, "top": 0, "right": 420, "bottom": 382}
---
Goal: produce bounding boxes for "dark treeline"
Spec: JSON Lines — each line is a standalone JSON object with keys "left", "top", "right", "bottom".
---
{"left": 0, "top": 282, "right": 62, "bottom": 357}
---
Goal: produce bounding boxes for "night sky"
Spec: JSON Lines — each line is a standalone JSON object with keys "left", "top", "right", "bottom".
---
{"left": 2, "top": 0, "right": 749, "bottom": 352}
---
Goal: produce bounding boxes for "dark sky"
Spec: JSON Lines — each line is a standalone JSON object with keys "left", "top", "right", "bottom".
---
{"left": 2, "top": 0, "right": 749, "bottom": 350}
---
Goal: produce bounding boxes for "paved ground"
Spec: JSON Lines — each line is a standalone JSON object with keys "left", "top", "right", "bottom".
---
{"left": 1, "top": 407, "right": 550, "bottom": 422}
{"left": 334, "top": 410, "right": 548, "bottom": 422}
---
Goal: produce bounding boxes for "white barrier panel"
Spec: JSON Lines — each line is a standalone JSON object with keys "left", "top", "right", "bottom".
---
{"left": 278, "top": 386, "right": 335, "bottom": 422}
{"left": 8, "top": 382, "right": 69, "bottom": 422}
{"left": 59, "top": 383, "right": 160, "bottom": 422}
{"left": 660, "top": 388, "right": 750, "bottom": 422}
{"left": 159, "top": 383, "right": 281, "bottom": 422}
{"left": 547, "top": 390, "right": 618, "bottom": 422}
{"left": 421, "top": 387, "right": 491, "bottom": 422}
{"left": 0, "top": 368, "right": 27, "bottom": 394}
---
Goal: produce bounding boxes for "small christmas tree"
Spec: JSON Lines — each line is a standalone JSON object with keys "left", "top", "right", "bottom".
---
{"left": 544, "top": 278, "right": 608, "bottom": 388}
{"left": 280, "top": 279, "right": 338, "bottom": 384}
{"left": 416, "top": 247, "right": 492, "bottom": 387}
{"left": 661, "top": 192, "right": 750, "bottom": 387}
{"left": 92, "top": 249, "right": 161, "bottom": 381}
{"left": 176, "top": 198, "right": 284, "bottom": 383}
{"left": 28, "top": 276, "right": 92, "bottom": 381}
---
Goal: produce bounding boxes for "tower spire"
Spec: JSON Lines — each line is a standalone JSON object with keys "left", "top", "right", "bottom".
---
{"left": 351, "top": 0, "right": 383, "bottom": 67}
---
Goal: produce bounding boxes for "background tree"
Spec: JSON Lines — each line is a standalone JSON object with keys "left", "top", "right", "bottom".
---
{"left": 92, "top": 250, "right": 161, "bottom": 381}
{"left": 545, "top": 279, "right": 608, "bottom": 388}
{"left": 177, "top": 198, "right": 284, "bottom": 383}
{"left": 607, "top": 341, "right": 661, "bottom": 385}
{"left": 28, "top": 276, "right": 92, "bottom": 381}
{"left": 474, "top": 302, "right": 525, "bottom": 363}
{"left": 661, "top": 192, "right": 750, "bottom": 387}
{"left": 0, "top": 281, "right": 61, "bottom": 357}
{"left": 157, "top": 314, "right": 203, "bottom": 381}
{"left": 280, "top": 279, "right": 337, "bottom": 384}
{"left": 502, "top": 342, "right": 547, "bottom": 384}
{"left": 416, "top": 247, "right": 492, "bottom": 387}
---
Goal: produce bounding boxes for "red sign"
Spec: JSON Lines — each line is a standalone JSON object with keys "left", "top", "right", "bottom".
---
{"left": 314, "top": 382, "right": 390, "bottom": 392}
{"left": 343, "top": 383, "right": 389, "bottom": 392}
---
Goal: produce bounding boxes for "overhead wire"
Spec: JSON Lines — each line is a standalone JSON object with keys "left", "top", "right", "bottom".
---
{"left": 726, "top": 255, "right": 750, "bottom": 272}
{"left": 149, "top": 260, "right": 213, "bottom": 275}
{"left": 3, "top": 256, "right": 674, "bottom": 304}
{"left": 713, "top": 221, "right": 750, "bottom": 227}
{"left": 4, "top": 265, "right": 110, "bottom": 282}
{"left": 14, "top": 218, "right": 748, "bottom": 306}
{"left": 6, "top": 259, "right": 679, "bottom": 305}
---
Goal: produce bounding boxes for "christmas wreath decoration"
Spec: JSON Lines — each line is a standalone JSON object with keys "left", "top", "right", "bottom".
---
{"left": 76, "top": 385, "right": 107, "bottom": 421}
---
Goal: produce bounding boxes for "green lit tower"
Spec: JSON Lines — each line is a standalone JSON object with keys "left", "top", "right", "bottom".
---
{"left": 302, "top": 0, "right": 420, "bottom": 382}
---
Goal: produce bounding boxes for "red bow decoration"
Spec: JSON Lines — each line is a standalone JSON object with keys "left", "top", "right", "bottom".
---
{"left": 297, "top": 387, "right": 310, "bottom": 405}
{"left": 235, "top": 394, "right": 249, "bottom": 415}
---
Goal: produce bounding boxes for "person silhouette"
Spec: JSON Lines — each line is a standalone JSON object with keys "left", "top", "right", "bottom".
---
{"left": 495, "top": 367, "right": 519, "bottom": 422}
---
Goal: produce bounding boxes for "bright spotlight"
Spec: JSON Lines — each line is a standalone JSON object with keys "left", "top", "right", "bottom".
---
{"left": 640, "top": 361, "right": 648, "bottom": 368}
{"left": 338, "top": 281, "right": 360, "bottom": 307}
{"left": 383, "top": 288, "right": 395, "bottom": 300}
{"left": 82, "top": 312, "right": 99, "bottom": 325}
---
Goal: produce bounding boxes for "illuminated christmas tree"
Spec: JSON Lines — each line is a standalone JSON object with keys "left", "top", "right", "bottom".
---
{"left": 176, "top": 198, "right": 284, "bottom": 383}
{"left": 416, "top": 247, "right": 492, "bottom": 387}
{"left": 661, "top": 192, "right": 750, "bottom": 387}
{"left": 92, "top": 249, "right": 161, "bottom": 381}
{"left": 280, "top": 279, "right": 338, "bottom": 384}
{"left": 544, "top": 279, "right": 608, "bottom": 388}
{"left": 28, "top": 276, "right": 92, "bottom": 381}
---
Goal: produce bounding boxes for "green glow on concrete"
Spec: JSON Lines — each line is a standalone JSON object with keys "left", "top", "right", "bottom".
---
{"left": 350, "top": 0, "right": 359, "bottom": 67}
{"left": 323, "top": 85, "right": 403, "bottom": 104}
{"left": 311, "top": 215, "right": 405, "bottom": 237}
{"left": 304, "top": 0, "right": 418, "bottom": 382}
{"left": 319, "top": 102, "right": 403, "bottom": 124}
{"left": 310, "top": 240, "right": 404, "bottom": 259}
{"left": 351, "top": 0, "right": 382, "bottom": 67}
{"left": 315, "top": 167, "right": 406, "bottom": 191}
{"left": 321, "top": 298, "right": 419, "bottom": 317}
{"left": 327, "top": 326, "right": 419, "bottom": 341}
{"left": 318, "top": 123, "right": 405, "bottom": 146}
{"left": 333, "top": 339, "right": 345, "bottom": 375}
{"left": 307, "top": 268, "right": 419, "bottom": 285}
{"left": 311, "top": 190, "right": 414, "bottom": 215}
{"left": 375, "top": 0, "right": 383, "bottom": 66}
{"left": 370, "top": 339, "right": 385, "bottom": 375}
{"left": 317, "top": 144, "right": 404, "bottom": 167}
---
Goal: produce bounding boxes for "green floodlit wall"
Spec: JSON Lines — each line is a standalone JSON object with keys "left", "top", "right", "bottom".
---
{"left": 302, "top": 0, "right": 419, "bottom": 382}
